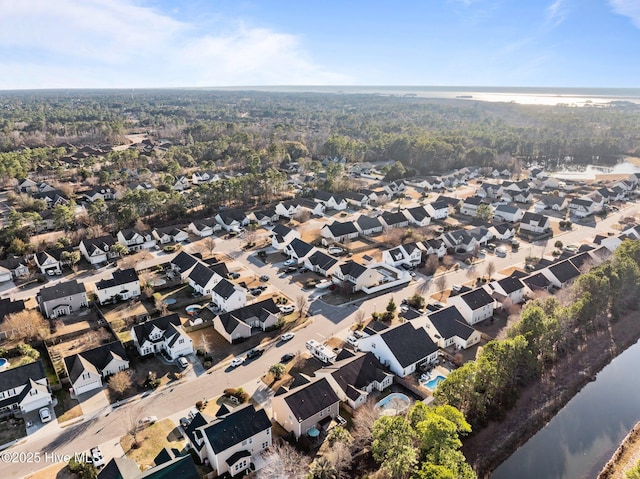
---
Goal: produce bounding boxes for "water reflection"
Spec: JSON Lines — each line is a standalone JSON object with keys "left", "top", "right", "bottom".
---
{"left": 492, "top": 341, "right": 640, "bottom": 479}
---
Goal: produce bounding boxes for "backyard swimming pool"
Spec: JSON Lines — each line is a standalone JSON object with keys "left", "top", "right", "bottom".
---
{"left": 185, "top": 304, "right": 202, "bottom": 315}
{"left": 423, "top": 375, "right": 446, "bottom": 391}
{"left": 375, "top": 393, "right": 411, "bottom": 415}
{"left": 0, "top": 358, "right": 8, "bottom": 371}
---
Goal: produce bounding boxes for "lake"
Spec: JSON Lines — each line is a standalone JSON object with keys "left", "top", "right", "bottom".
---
{"left": 491, "top": 339, "right": 640, "bottom": 479}
{"left": 550, "top": 161, "right": 640, "bottom": 180}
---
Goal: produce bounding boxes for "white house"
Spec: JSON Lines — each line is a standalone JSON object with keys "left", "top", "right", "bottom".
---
{"left": 116, "top": 228, "right": 156, "bottom": 252}
{"left": 490, "top": 223, "right": 517, "bottom": 241}
{"left": 152, "top": 226, "right": 189, "bottom": 244}
{"left": 403, "top": 206, "right": 431, "bottom": 227}
{"left": 210, "top": 278, "right": 246, "bottom": 312}
{"left": 0, "top": 360, "right": 52, "bottom": 415}
{"left": 131, "top": 314, "right": 193, "bottom": 360}
{"left": 314, "top": 191, "right": 347, "bottom": 211}
{"left": 460, "top": 196, "right": 484, "bottom": 216}
{"left": 533, "top": 195, "right": 569, "bottom": 213}
{"left": 284, "top": 238, "right": 317, "bottom": 263}
{"left": 357, "top": 322, "right": 439, "bottom": 377}
{"left": 304, "top": 250, "right": 339, "bottom": 277}
{"left": 34, "top": 251, "right": 62, "bottom": 276}
{"left": 248, "top": 209, "right": 279, "bottom": 226}
{"left": 270, "top": 224, "right": 300, "bottom": 251}
{"left": 489, "top": 276, "right": 526, "bottom": 304}
{"left": 379, "top": 211, "right": 409, "bottom": 230}
{"left": 493, "top": 204, "right": 524, "bottom": 223}
{"left": 333, "top": 260, "right": 383, "bottom": 292}
{"left": 423, "top": 306, "right": 482, "bottom": 350}
{"left": 425, "top": 200, "right": 450, "bottom": 220}
{"left": 215, "top": 211, "right": 250, "bottom": 232}
{"left": 418, "top": 239, "right": 447, "bottom": 258}
{"left": 79, "top": 235, "right": 118, "bottom": 265}
{"left": 187, "top": 263, "right": 223, "bottom": 296}
{"left": 569, "top": 198, "right": 596, "bottom": 218}
{"left": 541, "top": 260, "right": 581, "bottom": 288}
{"left": 63, "top": 341, "right": 129, "bottom": 396}
{"left": 382, "top": 243, "right": 422, "bottom": 268}
{"left": 172, "top": 176, "right": 190, "bottom": 191}
{"left": 519, "top": 212, "right": 551, "bottom": 235}
{"left": 82, "top": 186, "right": 116, "bottom": 203}
{"left": 193, "top": 404, "right": 272, "bottom": 477}
{"left": 355, "top": 215, "right": 384, "bottom": 236}
{"left": 447, "top": 287, "right": 495, "bottom": 325}
{"left": 188, "top": 219, "right": 221, "bottom": 237}
{"left": 321, "top": 221, "right": 359, "bottom": 243}
{"left": 343, "top": 191, "right": 370, "bottom": 208}
{"left": 95, "top": 268, "right": 141, "bottom": 305}
{"left": 212, "top": 298, "right": 280, "bottom": 343}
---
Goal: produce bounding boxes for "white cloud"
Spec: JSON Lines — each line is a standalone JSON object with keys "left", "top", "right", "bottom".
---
{"left": 609, "top": 0, "right": 640, "bottom": 28}
{"left": 546, "top": 0, "right": 568, "bottom": 27}
{"left": 0, "top": 0, "right": 352, "bottom": 88}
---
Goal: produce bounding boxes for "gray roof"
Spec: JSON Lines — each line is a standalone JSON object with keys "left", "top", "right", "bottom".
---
{"left": 96, "top": 268, "right": 139, "bottom": 290}
{"left": 282, "top": 378, "right": 340, "bottom": 422}
{"left": 216, "top": 298, "right": 280, "bottom": 333}
{"left": 133, "top": 314, "right": 182, "bottom": 344}
{"left": 188, "top": 262, "right": 218, "bottom": 288}
{"left": 201, "top": 404, "right": 271, "bottom": 453}
{"left": 212, "top": 278, "right": 238, "bottom": 299}
{"left": 38, "top": 279, "right": 86, "bottom": 303}
{"left": 306, "top": 251, "right": 338, "bottom": 271}
{"left": 428, "top": 306, "right": 475, "bottom": 341}
{"left": 64, "top": 341, "right": 127, "bottom": 384}
{"left": 378, "top": 323, "right": 438, "bottom": 368}
{"left": 457, "top": 287, "right": 494, "bottom": 310}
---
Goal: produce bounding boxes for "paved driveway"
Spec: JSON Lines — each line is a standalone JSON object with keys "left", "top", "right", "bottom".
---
{"left": 76, "top": 388, "right": 111, "bottom": 419}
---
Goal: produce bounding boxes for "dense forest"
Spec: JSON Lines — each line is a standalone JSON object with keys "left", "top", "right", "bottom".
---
{"left": 1, "top": 89, "right": 640, "bottom": 182}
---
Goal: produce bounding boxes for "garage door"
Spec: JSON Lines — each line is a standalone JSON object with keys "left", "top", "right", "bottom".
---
{"left": 74, "top": 379, "right": 102, "bottom": 395}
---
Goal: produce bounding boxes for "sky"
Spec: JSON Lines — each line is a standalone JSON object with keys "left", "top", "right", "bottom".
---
{"left": 1, "top": 0, "right": 639, "bottom": 89}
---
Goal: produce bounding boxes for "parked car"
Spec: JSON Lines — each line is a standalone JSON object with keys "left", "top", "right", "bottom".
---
{"left": 283, "top": 266, "right": 298, "bottom": 273}
{"left": 139, "top": 416, "right": 157, "bottom": 427}
{"left": 89, "top": 447, "right": 105, "bottom": 468}
{"left": 180, "top": 417, "right": 191, "bottom": 428}
{"left": 177, "top": 357, "right": 189, "bottom": 368}
{"left": 259, "top": 274, "right": 270, "bottom": 282}
{"left": 284, "top": 259, "right": 297, "bottom": 267}
{"left": 39, "top": 407, "right": 51, "bottom": 423}
{"left": 525, "top": 263, "right": 536, "bottom": 271}
{"left": 298, "top": 267, "right": 309, "bottom": 273}
{"left": 246, "top": 349, "right": 264, "bottom": 360}
{"left": 228, "top": 272, "right": 241, "bottom": 279}
{"left": 279, "top": 305, "right": 295, "bottom": 314}
{"left": 346, "top": 336, "right": 359, "bottom": 347}
{"left": 249, "top": 288, "right": 262, "bottom": 296}
{"left": 280, "top": 353, "right": 295, "bottom": 363}
{"left": 230, "top": 357, "right": 245, "bottom": 368}
{"left": 281, "top": 332, "right": 295, "bottom": 342}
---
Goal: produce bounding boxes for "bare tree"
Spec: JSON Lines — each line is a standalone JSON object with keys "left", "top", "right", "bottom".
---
{"left": 328, "top": 441, "right": 353, "bottom": 479}
{"left": 203, "top": 236, "right": 216, "bottom": 257}
{"left": 1, "top": 310, "right": 49, "bottom": 341}
{"left": 351, "top": 398, "right": 381, "bottom": 452}
{"left": 424, "top": 254, "right": 439, "bottom": 276}
{"left": 257, "top": 440, "right": 310, "bottom": 479}
{"left": 354, "top": 309, "right": 366, "bottom": 329}
{"left": 295, "top": 295, "right": 308, "bottom": 319}
{"left": 125, "top": 405, "right": 144, "bottom": 449}
{"left": 442, "top": 254, "right": 454, "bottom": 270}
{"left": 292, "top": 209, "right": 310, "bottom": 223}
{"left": 485, "top": 261, "right": 496, "bottom": 280}
{"left": 108, "top": 370, "right": 133, "bottom": 400}
{"left": 435, "top": 275, "right": 448, "bottom": 300}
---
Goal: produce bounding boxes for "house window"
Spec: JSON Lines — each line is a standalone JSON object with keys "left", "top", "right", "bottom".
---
{"left": 242, "top": 439, "right": 247, "bottom": 446}
{"left": 179, "top": 339, "right": 184, "bottom": 344}
{"left": 262, "top": 441, "right": 269, "bottom": 449}
{"left": 319, "top": 410, "right": 323, "bottom": 418}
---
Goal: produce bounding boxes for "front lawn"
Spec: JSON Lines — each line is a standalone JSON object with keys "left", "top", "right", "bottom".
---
{"left": 53, "top": 389, "right": 83, "bottom": 424}
{"left": 0, "top": 416, "right": 26, "bottom": 445}
{"left": 120, "top": 419, "right": 185, "bottom": 469}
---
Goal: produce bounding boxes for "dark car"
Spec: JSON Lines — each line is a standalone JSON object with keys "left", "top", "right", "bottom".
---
{"left": 228, "top": 272, "right": 241, "bottom": 279}
{"left": 246, "top": 349, "right": 264, "bottom": 360}
{"left": 249, "top": 288, "right": 262, "bottom": 296}
{"left": 259, "top": 274, "right": 270, "bottom": 282}
{"left": 280, "top": 353, "right": 295, "bottom": 363}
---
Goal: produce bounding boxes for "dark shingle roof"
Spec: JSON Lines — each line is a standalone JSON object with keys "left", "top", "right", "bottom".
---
{"left": 38, "top": 279, "right": 86, "bottom": 303}
{"left": 338, "top": 260, "right": 368, "bottom": 279}
{"left": 306, "top": 251, "right": 338, "bottom": 271}
{"left": 0, "top": 360, "right": 46, "bottom": 391}
{"left": 282, "top": 378, "right": 340, "bottom": 422}
{"left": 378, "top": 323, "right": 438, "bottom": 368}
{"left": 356, "top": 215, "right": 383, "bottom": 230}
{"left": 64, "top": 341, "right": 128, "bottom": 384}
{"left": 522, "top": 272, "right": 551, "bottom": 290}
{"left": 139, "top": 454, "right": 200, "bottom": 479}
{"left": 97, "top": 457, "right": 141, "bottom": 479}
{"left": 201, "top": 404, "right": 271, "bottom": 453}
{"left": 428, "top": 306, "right": 475, "bottom": 341}
{"left": 216, "top": 298, "right": 280, "bottom": 332}
{"left": 171, "top": 251, "right": 199, "bottom": 273}
{"left": 381, "top": 211, "right": 408, "bottom": 226}
{"left": 496, "top": 276, "right": 525, "bottom": 294}
{"left": 325, "top": 221, "right": 358, "bottom": 237}
{"left": 132, "top": 314, "right": 181, "bottom": 344}
{"left": 548, "top": 260, "right": 581, "bottom": 284}
{"left": 457, "top": 288, "right": 494, "bottom": 310}
{"left": 287, "top": 238, "right": 315, "bottom": 257}
{"left": 188, "top": 262, "right": 218, "bottom": 288}
{"left": 0, "top": 297, "right": 25, "bottom": 320}
{"left": 329, "top": 352, "right": 390, "bottom": 395}
{"left": 96, "top": 268, "right": 139, "bottom": 290}
{"left": 212, "top": 278, "right": 238, "bottom": 299}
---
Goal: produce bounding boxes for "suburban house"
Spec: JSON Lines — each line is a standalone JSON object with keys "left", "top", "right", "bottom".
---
{"left": 82, "top": 186, "right": 116, "bottom": 203}
{"left": 188, "top": 219, "right": 221, "bottom": 237}
{"left": 422, "top": 306, "right": 482, "bottom": 350}
{"left": 171, "top": 251, "right": 201, "bottom": 279}
{"left": 403, "top": 206, "right": 431, "bottom": 227}
{"left": 272, "top": 377, "right": 340, "bottom": 440}
{"left": 360, "top": 188, "right": 391, "bottom": 205}
{"left": 314, "top": 191, "right": 348, "bottom": 211}
{"left": 212, "top": 298, "right": 280, "bottom": 343}
{"left": 505, "top": 190, "right": 534, "bottom": 204}
{"left": 460, "top": 196, "right": 484, "bottom": 216}
{"left": 320, "top": 221, "right": 359, "bottom": 243}
{"left": 98, "top": 452, "right": 200, "bottom": 479}
{"left": 192, "top": 404, "right": 271, "bottom": 477}
{"left": 447, "top": 287, "right": 495, "bottom": 325}
{"left": 37, "top": 279, "right": 88, "bottom": 318}
{"left": 34, "top": 250, "right": 62, "bottom": 276}
{"left": 152, "top": 226, "right": 189, "bottom": 244}
{"left": 425, "top": 200, "right": 451, "bottom": 220}
{"left": 490, "top": 223, "right": 517, "bottom": 241}
{"left": 418, "top": 239, "right": 447, "bottom": 258}
{"left": 569, "top": 198, "right": 596, "bottom": 218}
{"left": 248, "top": 209, "right": 279, "bottom": 226}
{"left": 407, "top": 176, "right": 444, "bottom": 191}
{"left": 357, "top": 322, "right": 439, "bottom": 377}
{"left": 379, "top": 211, "right": 410, "bottom": 230}
{"left": 16, "top": 178, "right": 38, "bottom": 194}
{"left": 95, "top": 268, "right": 141, "bottom": 305}
{"left": 284, "top": 238, "right": 317, "bottom": 263}
{"left": 519, "top": 212, "right": 551, "bottom": 235}
{"left": 79, "top": 235, "right": 118, "bottom": 265}
{"left": 383, "top": 180, "right": 407, "bottom": 196}
{"left": 192, "top": 171, "right": 220, "bottom": 184}
{"left": 488, "top": 276, "right": 526, "bottom": 304}
{"left": 382, "top": 243, "right": 422, "bottom": 268}
{"left": 0, "top": 360, "right": 52, "bottom": 416}
{"left": 172, "top": 176, "right": 190, "bottom": 191}
{"left": 442, "top": 227, "right": 492, "bottom": 254}
{"left": 0, "top": 257, "right": 29, "bottom": 279}
{"left": 355, "top": 215, "right": 384, "bottom": 236}
{"left": 215, "top": 211, "right": 250, "bottom": 232}
{"left": 117, "top": 228, "right": 156, "bottom": 252}
{"left": 0, "top": 298, "right": 26, "bottom": 329}
{"left": 304, "top": 250, "right": 339, "bottom": 277}
{"left": 343, "top": 191, "right": 370, "bottom": 208}
{"left": 542, "top": 259, "right": 581, "bottom": 288}
{"left": 33, "top": 189, "right": 69, "bottom": 208}
{"left": 493, "top": 204, "right": 524, "bottom": 223}
{"left": 131, "top": 314, "right": 193, "bottom": 360}
{"left": 187, "top": 263, "right": 223, "bottom": 296}
{"left": 522, "top": 272, "right": 553, "bottom": 293}
{"left": 270, "top": 224, "right": 300, "bottom": 251}
{"left": 63, "top": 341, "right": 129, "bottom": 396}
{"left": 314, "top": 352, "right": 393, "bottom": 412}
{"left": 210, "top": 279, "right": 246, "bottom": 312}
{"left": 533, "top": 195, "right": 569, "bottom": 213}
{"left": 333, "top": 261, "right": 383, "bottom": 292}
{"left": 476, "top": 183, "right": 504, "bottom": 199}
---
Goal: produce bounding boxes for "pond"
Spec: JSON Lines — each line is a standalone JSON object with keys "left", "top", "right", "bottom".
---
{"left": 492, "top": 340, "right": 640, "bottom": 479}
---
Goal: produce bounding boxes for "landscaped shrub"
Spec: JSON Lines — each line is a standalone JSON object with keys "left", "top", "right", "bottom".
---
{"left": 16, "top": 343, "right": 40, "bottom": 359}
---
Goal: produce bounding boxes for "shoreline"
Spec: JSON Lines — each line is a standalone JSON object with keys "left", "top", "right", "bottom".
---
{"left": 598, "top": 421, "right": 640, "bottom": 479}
{"left": 461, "top": 310, "right": 640, "bottom": 478}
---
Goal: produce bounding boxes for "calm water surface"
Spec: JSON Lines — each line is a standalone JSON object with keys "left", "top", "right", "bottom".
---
{"left": 492, "top": 340, "right": 640, "bottom": 479}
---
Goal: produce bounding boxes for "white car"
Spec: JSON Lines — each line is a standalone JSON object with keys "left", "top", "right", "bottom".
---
{"left": 346, "top": 335, "right": 359, "bottom": 347}
{"left": 281, "top": 332, "right": 295, "bottom": 342}
{"left": 279, "top": 304, "right": 295, "bottom": 314}
{"left": 39, "top": 407, "right": 51, "bottom": 423}
{"left": 89, "top": 447, "right": 105, "bottom": 468}
{"left": 230, "top": 357, "right": 245, "bottom": 368}
{"left": 177, "top": 357, "right": 189, "bottom": 368}
{"left": 284, "top": 259, "right": 297, "bottom": 266}
{"left": 138, "top": 415, "right": 157, "bottom": 427}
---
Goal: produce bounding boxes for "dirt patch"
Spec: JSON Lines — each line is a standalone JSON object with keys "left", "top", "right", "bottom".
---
{"left": 464, "top": 311, "right": 640, "bottom": 478}
{"left": 121, "top": 418, "right": 185, "bottom": 469}
{"left": 54, "top": 389, "right": 83, "bottom": 423}
{"left": 0, "top": 416, "right": 26, "bottom": 445}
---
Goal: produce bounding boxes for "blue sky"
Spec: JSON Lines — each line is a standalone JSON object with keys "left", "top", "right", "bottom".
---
{"left": 1, "top": 0, "right": 639, "bottom": 89}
